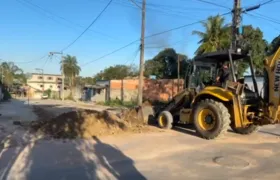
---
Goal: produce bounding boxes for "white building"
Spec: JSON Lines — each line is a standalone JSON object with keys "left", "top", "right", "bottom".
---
{"left": 27, "top": 73, "right": 63, "bottom": 92}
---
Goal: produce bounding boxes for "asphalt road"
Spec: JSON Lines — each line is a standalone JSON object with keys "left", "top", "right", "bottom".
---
{"left": 1, "top": 99, "right": 280, "bottom": 180}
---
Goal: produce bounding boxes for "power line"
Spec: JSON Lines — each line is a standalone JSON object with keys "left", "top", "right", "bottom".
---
{"left": 14, "top": 54, "right": 49, "bottom": 64}
{"left": 41, "top": 56, "right": 51, "bottom": 69}
{"left": 61, "top": 0, "right": 113, "bottom": 52}
{"left": 145, "top": 39, "right": 188, "bottom": 49}
{"left": 260, "top": 0, "right": 275, "bottom": 6}
{"left": 81, "top": 11, "right": 231, "bottom": 66}
{"left": 21, "top": 0, "right": 115, "bottom": 40}
{"left": 81, "top": 40, "right": 139, "bottom": 66}
{"left": 193, "top": 0, "right": 231, "bottom": 10}
{"left": 128, "top": 0, "right": 141, "bottom": 9}
{"left": 124, "top": 46, "right": 140, "bottom": 65}
{"left": 246, "top": 12, "right": 280, "bottom": 25}
{"left": 145, "top": 11, "right": 231, "bottom": 39}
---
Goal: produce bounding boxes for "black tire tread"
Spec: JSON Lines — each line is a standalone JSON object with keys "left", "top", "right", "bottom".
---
{"left": 193, "top": 99, "right": 231, "bottom": 139}
{"left": 157, "top": 111, "right": 173, "bottom": 129}
{"left": 231, "top": 124, "right": 260, "bottom": 135}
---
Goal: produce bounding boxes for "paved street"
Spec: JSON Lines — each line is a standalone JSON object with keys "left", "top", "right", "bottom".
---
{"left": 1, "top": 99, "right": 280, "bottom": 180}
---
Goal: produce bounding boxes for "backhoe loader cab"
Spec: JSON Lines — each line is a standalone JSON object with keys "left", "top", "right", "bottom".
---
{"left": 157, "top": 48, "right": 280, "bottom": 139}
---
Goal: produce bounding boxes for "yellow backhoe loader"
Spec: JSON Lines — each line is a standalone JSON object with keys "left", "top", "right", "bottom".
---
{"left": 156, "top": 47, "right": 280, "bottom": 139}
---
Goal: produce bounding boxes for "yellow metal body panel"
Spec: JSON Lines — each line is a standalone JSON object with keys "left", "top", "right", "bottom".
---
{"left": 180, "top": 108, "right": 192, "bottom": 124}
{"left": 193, "top": 86, "right": 234, "bottom": 103}
{"left": 264, "top": 47, "right": 280, "bottom": 122}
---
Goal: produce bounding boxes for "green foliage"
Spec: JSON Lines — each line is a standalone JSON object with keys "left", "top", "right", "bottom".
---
{"left": 43, "top": 89, "right": 51, "bottom": 97}
{"left": 93, "top": 65, "right": 138, "bottom": 80}
{"left": 144, "top": 48, "right": 189, "bottom": 79}
{"left": 193, "top": 16, "right": 268, "bottom": 76}
{"left": 76, "top": 76, "right": 96, "bottom": 86}
{"left": 0, "top": 62, "right": 24, "bottom": 86}
{"left": 61, "top": 55, "right": 81, "bottom": 88}
{"left": 240, "top": 25, "right": 268, "bottom": 75}
{"left": 2, "top": 88, "right": 11, "bottom": 100}
{"left": 192, "top": 15, "right": 230, "bottom": 55}
{"left": 267, "top": 35, "right": 280, "bottom": 56}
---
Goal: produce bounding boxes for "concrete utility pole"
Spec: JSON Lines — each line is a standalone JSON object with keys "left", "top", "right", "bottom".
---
{"left": 231, "top": 0, "right": 242, "bottom": 51}
{"left": 137, "top": 0, "right": 146, "bottom": 106}
{"left": 49, "top": 52, "right": 64, "bottom": 101}
{"left": 231, "top": 0, "right": 260, "bottom": 51}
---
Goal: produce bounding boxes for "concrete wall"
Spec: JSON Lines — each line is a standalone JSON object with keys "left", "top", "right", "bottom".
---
{"left": 244, "top": 76, "right": 264, "bottom": 97}
{"left": 110, "top": 79, "right": 184, "bottom": 102}
{"left": 27, "top": 73, "right": 63, "bottom": 92}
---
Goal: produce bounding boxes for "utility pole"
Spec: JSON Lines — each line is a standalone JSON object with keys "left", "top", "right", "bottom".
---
{"left": 231, "top": 0, "right": 242, "bottom": 51}
{"left": 49, "top": 52, "right": 64, "bottom": 101}
{"left": 137, "top": 0, "right": 146, "bottom": 106}
{"left": 231, "top": 0, "right": 260, "bottom": 51}
{"left": 177, "top": 55, "right": 180, "bottom": 92}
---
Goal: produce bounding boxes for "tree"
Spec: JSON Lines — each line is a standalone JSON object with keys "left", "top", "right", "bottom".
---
{"left": 192, "top": 15, "right": 230, "bottom": 55}
{"left": 193, "top": 15, "right": 268, "bottom": 76}
{"left": 144, "top": 48, "right": 189, "bottom": 79}
{"left": 239, "top": 25, "right": 268, "bottom": 75}
{"left": 60, "top": 55, "right": 81, "bottom": 94}
{"left": 267, "top": 35, "right": 280, "bottom": 56}
{"left": 0, "top": 62, "right": 23, "bottom": 86}
{"left": 93, "top": 65, "right": 138, "bottom": 80}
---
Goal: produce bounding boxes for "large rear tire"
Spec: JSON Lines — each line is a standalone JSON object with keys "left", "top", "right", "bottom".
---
{"left": 157, "top": 111, "right": 173, "bottom": 129}
{"left": 231, "top": 124, "right": 260, "bottom": 135}
{"left": 193, "top": 99, "right": 230, "bottom": 139}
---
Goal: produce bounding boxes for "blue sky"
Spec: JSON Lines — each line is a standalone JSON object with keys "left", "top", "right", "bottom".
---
{"left": 0, "top": 0, "right": 279, "bottom": 77}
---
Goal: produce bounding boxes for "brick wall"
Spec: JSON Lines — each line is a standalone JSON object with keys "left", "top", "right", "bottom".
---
{"left": 109, "top": 79, "right": 184, "bottom": 102}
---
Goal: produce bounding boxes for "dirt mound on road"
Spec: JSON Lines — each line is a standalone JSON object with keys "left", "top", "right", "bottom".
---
{"left": 31, "top": 107, "right": 155, "bottom": 139}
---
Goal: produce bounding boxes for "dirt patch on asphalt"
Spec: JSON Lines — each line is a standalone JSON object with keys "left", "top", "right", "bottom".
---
{"left": 30, "top": 106, "right": 158, "bottom": 139}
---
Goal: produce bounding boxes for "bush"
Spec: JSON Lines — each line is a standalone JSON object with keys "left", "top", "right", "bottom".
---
{"left": 43, "top": 89, "right": 51, "bottom": 97}
{"left": 3, "top": 88, "right": 11, "bottom": 100}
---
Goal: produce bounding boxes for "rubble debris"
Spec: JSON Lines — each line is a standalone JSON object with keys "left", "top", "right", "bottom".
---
{"left": 31, "top": 106, "right": 158, "bottom": 139}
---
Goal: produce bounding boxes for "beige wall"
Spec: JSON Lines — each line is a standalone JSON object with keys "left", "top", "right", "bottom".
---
{"left": 27, "top": 73, "right": 62, "bottom": 92}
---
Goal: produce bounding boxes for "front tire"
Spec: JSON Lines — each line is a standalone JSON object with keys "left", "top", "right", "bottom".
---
{"left": 157, "top": 111, "right": 173, "bottom": 129}
{"left": 231, "top": 124, "right": 260, "bottom": 135}
{"left": 193, "top": 99, "right": 230, "bottom": 139}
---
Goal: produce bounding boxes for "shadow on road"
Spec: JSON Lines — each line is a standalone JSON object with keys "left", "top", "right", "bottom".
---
{"left": 93, "top": 136, "right": 147, "bottom": 180}
{"left": 259, "top": 130, "right": 280, "bottom": 137}
{"left": 172, "top": 124, "right": 200, "bottom": 137}
{"left": 0, "top": 99, "right": 146, "bottom": 180}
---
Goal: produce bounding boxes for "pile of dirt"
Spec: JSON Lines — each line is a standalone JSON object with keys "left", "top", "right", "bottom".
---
{"left": 31, "top": 107, "right": 155, "bottom": 139}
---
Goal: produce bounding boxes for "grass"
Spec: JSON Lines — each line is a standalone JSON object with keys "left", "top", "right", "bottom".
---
{"left": 98, "top": 99, "right": 137, "bottom": 108}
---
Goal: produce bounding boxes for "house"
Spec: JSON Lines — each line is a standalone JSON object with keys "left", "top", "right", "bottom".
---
{"left": 27, "top": 73, "right": 64, "bottom": 98}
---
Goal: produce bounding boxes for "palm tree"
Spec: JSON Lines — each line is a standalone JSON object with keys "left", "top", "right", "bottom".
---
{"left": 0, "top": 62, "right": 23, "bottom": 86}
{"left": 192, "top": 15, "right": 230, "bottom": 55}
{"left": 60, "top": 55, "right": 81, "bottom": 96}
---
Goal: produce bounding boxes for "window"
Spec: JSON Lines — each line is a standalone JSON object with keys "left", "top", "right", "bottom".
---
{"left": 48, "top": 77, "right": 53, "bottom": 80}
{"left": 57, "top": 78, "right": 62, "bottom": 81}
{"left": 40, "top": 85, "right": 43, "bottom": 88}
{"left": 50, "top": 85, "right": 53, "bottom": 88}
{"left": 57, "top": 86, "right": 60, "bottom": 89}
{"left": 38, "top": 76, "right": 43, "bottom": 80}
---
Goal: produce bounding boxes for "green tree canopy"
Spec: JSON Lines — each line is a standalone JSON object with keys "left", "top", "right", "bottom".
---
{"left": 60, "top": 55, "right": 81, "bottom": 87}
{"left": 192, "top": 15, "right": 230, "bottom": 55}
{"left": 144, "top": 48, "right": 189, "bottom": 79}
{"left": 193, "top": 15, "right": 268, "bottom": 76}
{"left": 93, "top": 65, "right": 138, "bottom": 80}
{"left": 1, "top": 62, "right": 24, "bottom": 86}
{"left": 267, "top": 35, "right": 280, "bottom": 56}
{"left": 240, "top": 25, "right": 268, "bottom": 75}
